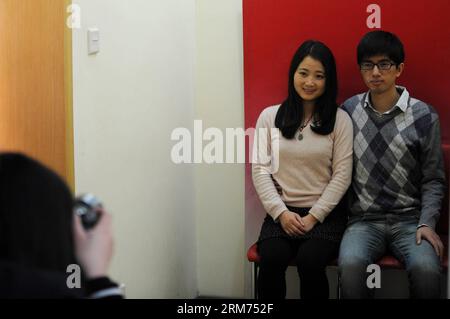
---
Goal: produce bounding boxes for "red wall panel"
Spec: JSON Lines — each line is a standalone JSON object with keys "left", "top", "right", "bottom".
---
{"left": 244, "top": 0, "right": 450, "bottom": 249}
{"left": 244, "top": 0, "right": 450, "bottom": 140}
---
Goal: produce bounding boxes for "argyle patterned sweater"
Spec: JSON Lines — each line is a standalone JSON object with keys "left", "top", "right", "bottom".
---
{"left": 342, "top": 88, "right": 446, "bottom": 229}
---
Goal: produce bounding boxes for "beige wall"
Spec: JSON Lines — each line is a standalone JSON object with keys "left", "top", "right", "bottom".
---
{"left": 195, "top": 0, "right": 246, "bottom": 298}
{"left": 72, "top": 0, "right": 197, "bottom": 298}
{"left": 72, "top": 0, "right": 248, "bottom": 298}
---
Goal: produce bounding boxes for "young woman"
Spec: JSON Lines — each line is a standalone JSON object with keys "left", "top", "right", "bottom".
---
{"left": 252, "top": 40, "right": 353, "bottom": 299}
{"left": 0, "top": 153, "right": 123, "bottom": 298}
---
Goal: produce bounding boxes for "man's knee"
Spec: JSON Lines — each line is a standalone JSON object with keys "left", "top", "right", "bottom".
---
{"left": 339, "top": 256, "right": 369, "bottom": 276}
{"left": 407, "top": 258, "right": 442, "bottom": 298}
{"left": 408, "top": 258, "right": 441, "bottom": 278}
{"left": 338, "top": 256, "right": 374, "bottom": 298}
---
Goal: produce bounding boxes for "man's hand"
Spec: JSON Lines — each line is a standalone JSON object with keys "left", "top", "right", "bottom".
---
{"left": 279, "top": 211, "right": 305, "bottom": 237}
{"left": 416, "top": 226, "right": 444, "bottom": 261}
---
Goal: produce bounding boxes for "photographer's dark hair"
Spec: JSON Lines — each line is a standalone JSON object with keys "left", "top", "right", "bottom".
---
{"left": 357, "top": 30, "right": 405, "bottom": 65}
{"left": 275, "top": 40, "right": 338, "bottom": 139}
{"left": 0, "top": 153, "right": 76, "bottom": 273}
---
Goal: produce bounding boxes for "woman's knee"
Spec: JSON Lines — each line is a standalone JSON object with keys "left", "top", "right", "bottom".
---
{"left": 258, "top": 238, "right": 293, "bottom": 268}
{"left": 296, "top": 240, "right": 339, "bottom": 273}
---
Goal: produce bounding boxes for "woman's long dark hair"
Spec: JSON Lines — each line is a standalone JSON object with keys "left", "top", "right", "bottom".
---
{"left": 0, "top": 153, "right": 76, "bottom": 273}
{"left": 275, "top": 40, "right": 338, "bottom": 139}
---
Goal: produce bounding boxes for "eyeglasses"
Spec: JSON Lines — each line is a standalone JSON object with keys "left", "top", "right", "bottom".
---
{"left": 360, "top": 61, "right": 397, "bottom": 71}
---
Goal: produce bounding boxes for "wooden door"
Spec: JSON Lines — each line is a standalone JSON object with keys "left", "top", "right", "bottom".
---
{"left": 0, "top": 0, "right": 73, "bottom": 187}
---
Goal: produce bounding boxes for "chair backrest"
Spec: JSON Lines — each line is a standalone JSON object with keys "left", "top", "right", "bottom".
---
{"left": 437, "top": 144, "right": 450, "bottom": 235}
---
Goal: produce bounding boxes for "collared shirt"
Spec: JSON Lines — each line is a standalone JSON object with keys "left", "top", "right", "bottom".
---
{"left": 363, "top": 86, "right": 410, "bottom": 115}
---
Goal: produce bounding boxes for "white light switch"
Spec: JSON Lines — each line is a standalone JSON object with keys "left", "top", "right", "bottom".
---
{"left": 88, "top": 28, "right": 100, "bottom": 55}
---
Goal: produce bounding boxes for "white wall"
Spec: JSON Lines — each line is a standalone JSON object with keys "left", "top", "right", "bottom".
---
{"left": 72, "top": 0, "right": 197, "bottom": 298}
{"left": 195, "top": 0, "right": 246, "bottom": 298}
{"left": 73, "top": 0, "right": 248, "bottom": 299}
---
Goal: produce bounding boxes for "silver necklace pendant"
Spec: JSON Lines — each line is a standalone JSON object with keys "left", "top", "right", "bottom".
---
{"left": 297, "top": 117, "right": 312, "bottom": 141}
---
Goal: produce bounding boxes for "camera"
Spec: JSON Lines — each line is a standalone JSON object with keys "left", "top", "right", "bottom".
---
{"left": 74, "top": 194, "right": 102, "bottom": 230}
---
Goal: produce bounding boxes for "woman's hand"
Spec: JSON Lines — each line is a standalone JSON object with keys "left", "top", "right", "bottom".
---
{"left": 301, "top": 214, "right": 319, "bottom": 233}
{"left": 279, "top": 211, "right": 319, "bottom": 237}
{"left": 73, "top": 209, "right": 114, "bottom": 279}
{"left": 279, "top": 210, "right": 306, "bottom": 237}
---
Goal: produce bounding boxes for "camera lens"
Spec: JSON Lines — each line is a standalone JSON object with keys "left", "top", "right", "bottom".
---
{"left": 74, "top": 194, "right": 102, "bottom": 230}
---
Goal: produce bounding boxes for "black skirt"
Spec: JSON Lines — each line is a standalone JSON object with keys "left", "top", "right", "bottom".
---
{"left": 258, "top": 204, "right": 348, "bottom": 243}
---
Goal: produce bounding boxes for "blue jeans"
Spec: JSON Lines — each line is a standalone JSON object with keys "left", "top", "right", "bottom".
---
{"left": 338, "top": 214, "right": 442, "bottom": 299}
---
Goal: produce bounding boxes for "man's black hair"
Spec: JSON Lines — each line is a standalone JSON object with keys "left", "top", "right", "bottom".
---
{"left": 357, "top": 30, "right": 405, "bottom": 65}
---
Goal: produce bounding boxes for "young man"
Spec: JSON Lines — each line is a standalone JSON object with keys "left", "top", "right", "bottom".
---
{"left": 339, "top": 30, "right": 446, "bottom": 299}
